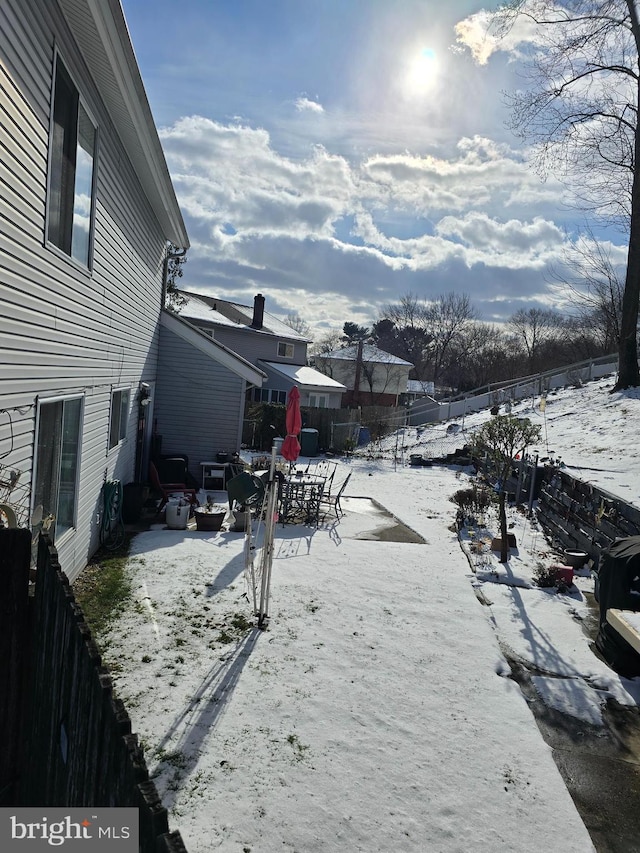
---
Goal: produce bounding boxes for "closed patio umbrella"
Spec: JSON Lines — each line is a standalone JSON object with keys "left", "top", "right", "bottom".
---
{"left": 281, "top": 386, "right": 301, "bottom": 463}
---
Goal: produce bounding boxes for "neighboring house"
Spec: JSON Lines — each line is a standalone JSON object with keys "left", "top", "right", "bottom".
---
{"left": 175, "top": 291, "right": 346, "bottom": 408}
{"left": 0, "top": 0, "right": 188, "bottom": 580}
{"left": 315, "top": 344, "right": 413, "bottom": 407}
{"left": 155, "top": 311, "right": 266, "bottom": 479}
{"left": 404, "top": 379, "right": 436, "bottom": 403}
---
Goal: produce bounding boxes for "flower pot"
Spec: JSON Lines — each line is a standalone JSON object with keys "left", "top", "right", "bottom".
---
{"left": 563, "top": 549, "right": 588, "bottom": 569}
{"left": 194, "top": 510, "right": 226, "bottom": 531}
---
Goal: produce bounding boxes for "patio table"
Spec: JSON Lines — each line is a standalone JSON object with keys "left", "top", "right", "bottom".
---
{"left": 279, "top": 474, "right": 325, "bottom": 525}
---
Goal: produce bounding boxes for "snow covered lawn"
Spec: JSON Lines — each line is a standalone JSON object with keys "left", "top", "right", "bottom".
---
{"left": 102, "top": 461, "right": 603, "bottom": 852}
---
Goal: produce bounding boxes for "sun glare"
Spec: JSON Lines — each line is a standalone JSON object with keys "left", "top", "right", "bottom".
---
{"left": 404, "top": 47, "right": 439, "bottom": 97}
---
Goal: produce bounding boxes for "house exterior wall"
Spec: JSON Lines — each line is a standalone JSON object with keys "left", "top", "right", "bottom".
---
{"left": 250, "top": 365, "right": 343, "bottom": 408}
{"left": 317, "top": 357, "right": 410, "bottom": 405}
{"left": 155, "top": 327, "right": 246, "bottom": 481}
{"left": 207, "top": 325, "right": 308, "bottom": 367}
{"left": 0, "top": 0, "right": 170, "bottom": 580}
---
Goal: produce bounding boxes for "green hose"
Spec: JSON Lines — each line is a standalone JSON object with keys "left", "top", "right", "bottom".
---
{"left": 100, "top": 479, "right": 125, "bottom": 551}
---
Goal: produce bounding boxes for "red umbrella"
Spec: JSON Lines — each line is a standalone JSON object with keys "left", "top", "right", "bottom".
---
{"left": 281, "top": 386, "right": 301, "bottom": 462}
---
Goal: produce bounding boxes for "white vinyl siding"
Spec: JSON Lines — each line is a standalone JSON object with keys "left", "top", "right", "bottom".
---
{"left": 0, "top": 0, "right": 172, "bottom": 580}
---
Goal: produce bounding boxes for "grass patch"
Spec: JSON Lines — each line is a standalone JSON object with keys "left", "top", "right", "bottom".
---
{"left": 73, "top": 535, "right": 134, "bottom": 639}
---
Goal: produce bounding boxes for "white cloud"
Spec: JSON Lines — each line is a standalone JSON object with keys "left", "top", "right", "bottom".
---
{"left": 158, "top": 114, "right": 622, "bottom": 334}
{"left": 454, "top": 4, "right": 546, "bottom": 65}
{"left": 295, "top": 97, "right": 324, "bottom": 113}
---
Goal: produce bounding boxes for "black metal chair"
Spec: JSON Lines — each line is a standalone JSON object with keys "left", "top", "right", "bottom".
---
{"left": 318, "top": 472, "right": 351, "bottom": 519}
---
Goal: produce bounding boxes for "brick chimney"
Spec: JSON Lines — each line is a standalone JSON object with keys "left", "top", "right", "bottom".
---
{"left": 251, "top": 293, "right": 265, "bottom": 329}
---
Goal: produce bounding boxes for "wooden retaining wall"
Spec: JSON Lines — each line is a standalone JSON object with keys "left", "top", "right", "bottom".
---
{"left": 1, "top": 531, "right": 187, "bottom": 852}
{"left": 537, "top": 468, "right": 640, "bottom": 564}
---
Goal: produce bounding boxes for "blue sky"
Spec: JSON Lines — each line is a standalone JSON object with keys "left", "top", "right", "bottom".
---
{"left": 121, "top": 0, "right": 628, "bottom": 337}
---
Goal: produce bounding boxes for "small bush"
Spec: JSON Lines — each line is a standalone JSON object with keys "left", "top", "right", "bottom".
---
{"left": 451, "top": 483, "right": 493, "bottom": 520}
{"left": 533, "top": 562, "right": 558, "bottom": 589}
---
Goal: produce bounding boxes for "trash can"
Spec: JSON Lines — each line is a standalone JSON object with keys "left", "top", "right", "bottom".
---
{"left": 165, "top": 499, "right": 190, "bottom": 530}
{"left": 300, "top": 428, "right": 319, "bottom": 457}
{"left": 357, "top": 427, "right": 371, "bottom": 446}
{"left": 595, "top": 536, "right": 640, "bottom": 676}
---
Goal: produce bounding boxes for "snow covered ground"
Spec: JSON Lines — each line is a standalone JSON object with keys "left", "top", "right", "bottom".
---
{"left": 99, "top": 376, "right": 640, "bottom": 852}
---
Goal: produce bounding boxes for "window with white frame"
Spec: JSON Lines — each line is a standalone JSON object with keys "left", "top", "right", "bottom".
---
{"left": 277, "top": 342, "right": 294, "bottom": 358}
{"left": 33, "top": 396, "right": 83, "bottom": 541}
{"left": 309, "top": 393, "right": 328, "bottom": 408}
{"left": 47, "top": 56, "right": 97, "bottom": 266}
{"left": 251, "top": 388, "right": 287, "bottom": 405}
{"left": 109, "top": 388, "right": 130, "bottom": 449}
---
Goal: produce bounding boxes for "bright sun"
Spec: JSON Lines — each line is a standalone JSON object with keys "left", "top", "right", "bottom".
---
{"left": 404, "top": 47, "right": 439, "bottom": 96}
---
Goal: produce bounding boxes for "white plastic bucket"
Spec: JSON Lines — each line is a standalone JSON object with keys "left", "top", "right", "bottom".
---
{"left": 166, "top": 500, "right": 190, "bottom": 530}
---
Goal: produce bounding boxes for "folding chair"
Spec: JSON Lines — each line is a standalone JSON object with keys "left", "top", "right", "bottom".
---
{"left": 318, "top": 471, "right": 352, "bottom": 519}
{"left": 149, "top": 461, "right": 198, "bottom": 511}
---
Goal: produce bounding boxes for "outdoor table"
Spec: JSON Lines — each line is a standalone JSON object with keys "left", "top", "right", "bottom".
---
{"left": 279, "top": 474, "right": 325, "bottom": 525}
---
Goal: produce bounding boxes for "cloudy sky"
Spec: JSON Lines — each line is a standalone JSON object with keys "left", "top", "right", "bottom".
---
{"left": 121, "top": 0, "right": 629, "bottom": 337}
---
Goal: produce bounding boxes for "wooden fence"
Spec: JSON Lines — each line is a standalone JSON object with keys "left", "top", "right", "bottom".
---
{"left": 0, "top": 530, "right": 187, "bottom": 852}
{"left": 537, "top": 467, "right": 640, "bottom": 564}
{"left": 0, "top": 529, "right": 31, "bottom": 806}
{"left": 244, "top": 402, "right": 407, "bottom": 451}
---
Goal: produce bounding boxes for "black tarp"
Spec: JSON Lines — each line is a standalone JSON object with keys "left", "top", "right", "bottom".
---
{"left": 595, "top": 536, "right": 640, "bottom": 677}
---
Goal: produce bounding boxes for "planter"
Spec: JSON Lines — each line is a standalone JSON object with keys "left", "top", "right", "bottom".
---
{"left": 194, "top": 510, "right": 226, "bottom": 532}
{"left": 564, "top": 549, "right": 589, "bottom": 569}
{"left": 491, "top": 534, "right": 517, "bottom": 551}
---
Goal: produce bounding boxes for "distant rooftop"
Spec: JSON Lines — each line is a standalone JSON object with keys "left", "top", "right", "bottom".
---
{"left": 321, "top": 344, "right": 413, "bottom": 366}
{"left": 176, "top": 291, "right": 311, "bottom": 341}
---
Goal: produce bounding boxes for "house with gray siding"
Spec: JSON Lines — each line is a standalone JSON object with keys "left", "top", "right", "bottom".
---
{"left": 175, "top": 291, "right": 346, "bottom": 408}
{"left": 0, "top": 0, "right": 188, "bottom": 580}
{"left": 155, "top": 311, "right": 265, "bottom": 483}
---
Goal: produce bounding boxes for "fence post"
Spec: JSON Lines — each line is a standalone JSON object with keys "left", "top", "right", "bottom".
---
{"left": 0, "top": 528, "right": 32, "bottom": 805}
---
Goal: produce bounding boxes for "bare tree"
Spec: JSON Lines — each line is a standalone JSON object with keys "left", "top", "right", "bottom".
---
{"left": 494, "top": 0, "right": 640, "bottom": 389}
{"left": 508, "top": 307, "right": 563, "bottom": 372}
{"left": 381, "top": 292, "right": 476, "bottom": 382}
{"left": 308, "top": 331, "right": 342, "bottom": 371}
{"left": 283, "top": 312, "right": 311, "bottom": 337}
{"left": 552, "top": 231, "right": 624, "bottom": 351}
{"left": 444, "top": 323, "right": 516, "bottom": 391}
{"left": 421, "top": 293, "right": 477, "bottom": 383}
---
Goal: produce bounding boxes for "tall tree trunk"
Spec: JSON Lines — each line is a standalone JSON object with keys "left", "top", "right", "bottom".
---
{"left": 499, "top": 491, "right": 509, "bottom": 564}
{"left": 616, "top": 1, "right": 640, "bottom": 390}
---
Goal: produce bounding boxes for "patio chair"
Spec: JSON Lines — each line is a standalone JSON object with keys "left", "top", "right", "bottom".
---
{"left": 149, "top": 460, "right": 198, "bottom": 511}
{"left": 319, "top": 471, "right": 352, "bottom": 519}
{"left": 226, "top": 471, "right": 266, "bottom": 512}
